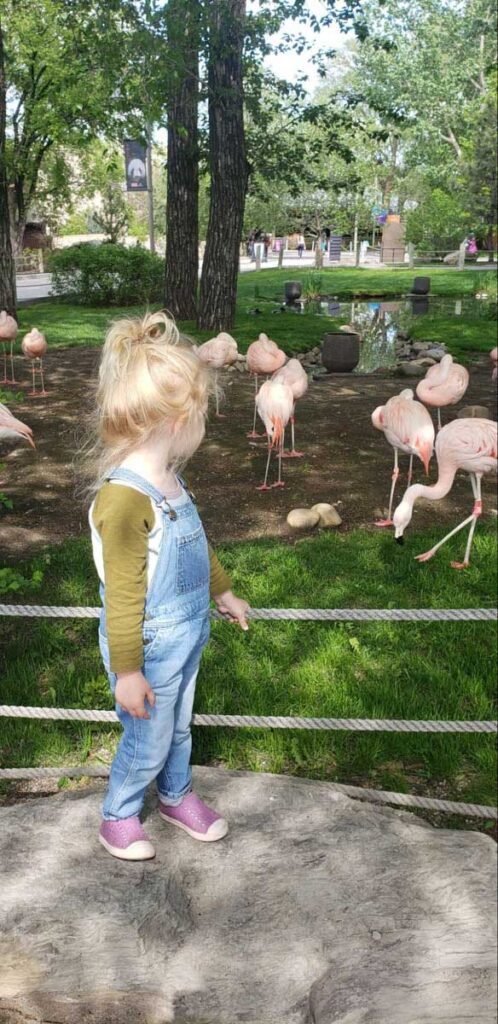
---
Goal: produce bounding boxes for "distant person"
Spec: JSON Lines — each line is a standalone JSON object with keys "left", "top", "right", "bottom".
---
{"left": 297, "top": 234, "right": 305, "bottom": 258}
{"left": 360, "top": 239, "right": 369, "bottom": 262}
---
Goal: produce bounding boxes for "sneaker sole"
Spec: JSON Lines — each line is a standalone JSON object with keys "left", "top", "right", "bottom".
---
{"left": 99, "top": 834, "right": 156, "bottom": 861}
{"left": 159, "top": 810, "right": 228, "bottom": 842}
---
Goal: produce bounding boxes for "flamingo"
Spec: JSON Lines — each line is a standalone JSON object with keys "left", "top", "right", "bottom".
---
{"left": 246, "top": 333, "right": 287, "bottom": 438}
{"left": 0, "top": 402, "right": 35, "bottom": 448}
{"left": 272, "top": 358, "right": 309, "bottom": 457}
{"left": 255, "top": 378, "right": 294, "bottom": 490}
{"left": 0, "top": 311, "right": 19, "bottom": 385}
{"left": 393, "top": 417, "right": 497, "bottom": 569}
{"left": 371, "top": 388, "right": 435, "bottom": 527}
{"left": 22, "top": 328, "right": 48, "bottom": 397}
{"left": 416, "top": 354, "right": 469, "bottom": 430}
{"left": 197, "top": 332, "right": 238, "bottom": 417}
{"left": 490, "top": 347, "right": 497, "bottom": 382}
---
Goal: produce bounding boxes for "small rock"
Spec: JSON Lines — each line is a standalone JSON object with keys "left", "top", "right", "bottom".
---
{"left": 398, "top": 361, "right": 426, "bottom": 377}
{"left": 235, "top": 362, "right": 245, "bottom": 372}
{"left": 426, "top": 348, "right": 446, "bottom": 361}
{"left": 457, "top": 405, "right": 490, "bottom": 419}
{"left": 396, "top": 345, "right": 412, "bottom": 359}
{"left": 311, "top": 503, "right": 342, "bottom": 528}
{"left": 287, "top": 508, "right": 320, "bottom": 530}
{"left": 416, "top": 357, "right": 436, "bottom": 367}
{"left": 397, "top": 330, "right": 410, "bottom": 341}
{"left": 412, "top": 342, "right": 430, "bottom": 353}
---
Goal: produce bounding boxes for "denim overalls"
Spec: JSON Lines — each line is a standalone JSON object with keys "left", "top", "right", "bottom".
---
{"left": 98, "top": 467, "right": 211, "bottom": 821}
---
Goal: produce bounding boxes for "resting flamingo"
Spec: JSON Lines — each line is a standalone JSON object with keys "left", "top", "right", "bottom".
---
{"left": 272, "top": 358, "right": 308, "bottom": 457}
{"left": 416, "top": 354, "right": 469, "bottom": 430}
{"left": 22, "top": 328, "right": 48, "bottom": 396}
{"left": 246, "top": 333, "right": 286, "bottom": 438}
{"left": 371, "top": 388, "right": 435, "bottom": 527}
{"left": 0, "top": 311, "right": 19, "bottom": 385}
{"left": 197, "top": 332, "right": 238, "bottom": 417}
{"left": 0, "top": 403, "right": 35, "bottom": 448}
{"left": 393, "top": 417, "right": 497, "bottom": 569}
{"left": 490, "top": 347, "right": 497, "bottom": 382}
{"left": 255, "top": 379, "right": 294, "bottom": 490}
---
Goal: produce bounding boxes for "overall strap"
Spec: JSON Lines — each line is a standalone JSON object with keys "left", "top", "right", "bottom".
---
{"left": 107, "top": 467, "right": 178, "bottom": 518}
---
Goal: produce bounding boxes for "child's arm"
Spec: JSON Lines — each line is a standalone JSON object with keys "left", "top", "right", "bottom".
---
{"left": 208, "top": 544, "right": 250, "bottom": 631}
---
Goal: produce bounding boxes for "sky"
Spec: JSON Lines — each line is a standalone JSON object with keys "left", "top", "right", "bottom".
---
{"left": 259, "top": 0, "right": 350, "bottom": 94}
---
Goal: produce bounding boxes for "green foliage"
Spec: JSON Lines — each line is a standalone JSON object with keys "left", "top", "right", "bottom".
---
{"left": 91, "top": 183, "right": 129, "bottom": 243}
{"left": 49, "top": 243, "right": 164, "bottom": 306}
{"left": 59, "top": 211, "right": 91, "bottom": 236}
{"left": 405, "top": 190, "right": 470, "bottom": 252}
{"left": 0, "top": 565, "right": 44, "bottom": 595}
{"left": 0, "top": 493, "right": 13, "bottom": 511}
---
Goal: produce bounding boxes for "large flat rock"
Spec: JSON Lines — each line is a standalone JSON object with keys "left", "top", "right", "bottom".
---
{"left": 0, "top": 767, "right": 496, "bottom": 1024}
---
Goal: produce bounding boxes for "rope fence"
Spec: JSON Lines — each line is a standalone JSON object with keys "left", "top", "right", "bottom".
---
{"left": 1, "top": 604, "right": 496, "bottom": 818}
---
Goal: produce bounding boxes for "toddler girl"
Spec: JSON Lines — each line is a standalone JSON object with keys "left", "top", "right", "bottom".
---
{"left": 88, "top": 311, "right": 249, "bottom": 861}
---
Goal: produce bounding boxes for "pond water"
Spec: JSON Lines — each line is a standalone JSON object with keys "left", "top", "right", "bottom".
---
{"left": 259, "top": 294, "right": 496, "bottom": 373}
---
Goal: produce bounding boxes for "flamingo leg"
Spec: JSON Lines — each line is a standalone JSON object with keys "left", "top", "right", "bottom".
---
{"left": 29, "top": 361, "right": 37, "bottom": 396}
{"left": 38, "top": 358, "right": 47, "bottom": 397}
{"left": 375, "top": 449, "right": 399, "bottom": 527}
{"left": 256, "top": 441, "right": 273, "bottom": 491}
{"left": 437, "top": 407, "right": 442, "bottom": 432}
{"left": 281, "top": 412, "right": 304, "bottom": 458}
{"left": 1, "top": 344, "right": 7, "bottom": 384}
{"left": 272, "top": 431, "right": 285, "bottom": 488}
{"left": 247, "top": 374, "right": 265, "bottom": 438}
{"left": 416, "top": 475, "right": 483, "bottom": 567}
{"left": 9, "top": 341, "right": 18, "bottom": 384}
{"left": 407, "top": 453, "right": 414, "bottom": 484}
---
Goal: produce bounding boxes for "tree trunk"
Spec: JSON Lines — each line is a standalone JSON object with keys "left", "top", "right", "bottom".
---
{"left": 198, "top": 0, "right": 249, "bottom": 332}
{"left": 0, "top": 20, "right": 17, "bottom": 317}
{"left": 164, "top": 0, "right": 200, "bottom": 320}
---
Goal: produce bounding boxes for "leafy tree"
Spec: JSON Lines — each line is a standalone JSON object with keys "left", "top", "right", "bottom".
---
{"left": 405, "top": 188, "right": 470, "bottom": 252}
{"left": 92, "top": 183, "right": 129, "bottom": 243}
{"left": 0, "top": 17, "right": 16, "bottom": 315}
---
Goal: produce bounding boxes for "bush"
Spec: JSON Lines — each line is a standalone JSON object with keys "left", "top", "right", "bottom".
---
{"left": 49, "top": 242, "right": 164, "bottom": 306}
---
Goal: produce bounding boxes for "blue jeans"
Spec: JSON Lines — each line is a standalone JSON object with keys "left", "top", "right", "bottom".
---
{"left": 100, "top": 614, "right": 210, "bottom": 820}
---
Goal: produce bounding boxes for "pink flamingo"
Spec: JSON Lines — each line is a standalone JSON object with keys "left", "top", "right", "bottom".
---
{"left": 371, "top": 388, "right": 435, "bottom": 527}
{"left": 272, "top": 358, "right": 309, "bottom": 457}
{"left": 197, "top": 332, "right": 238, "bottom": 417}
{"left": 22, "top": 328, "right": 48, "bottom": 397}
{"left": 0, "top": 311, "right": 19, "bottom": 385}
{"left": 255, "top": 378, "right": 294, "bottom": 490}
{"left": 246, "top": 333, "right": 287, "bottom": 438}
{"left": 0, "top": 402, "right": 35, "bottom": 448}
{"left": 393, "top": 417, "right": 497, "bottom": 569}
{"left": 416, "top": 354, "right": 469, "bottom": 430}
{"left": 490, "top": 347, "right": 497, "bottom": 382}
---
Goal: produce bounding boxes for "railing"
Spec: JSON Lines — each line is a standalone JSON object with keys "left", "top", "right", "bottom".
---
{"left": 1, "top": 603, "right": 496, "bottom": 819}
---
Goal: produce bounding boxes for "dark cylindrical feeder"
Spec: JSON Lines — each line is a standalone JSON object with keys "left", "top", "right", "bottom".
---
{"left": 284, "top": 281, "right": 302, "bottom": 305}
{"left": 322, "top": 331, "right": 360, "bottom": 373}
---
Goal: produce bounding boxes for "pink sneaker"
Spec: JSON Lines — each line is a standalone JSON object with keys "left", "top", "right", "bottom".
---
{"left": 158, "top": 792, "right": 228, "bottom": 842}
{"left": 99, "top": 816, "right": 155, "bottom": 861}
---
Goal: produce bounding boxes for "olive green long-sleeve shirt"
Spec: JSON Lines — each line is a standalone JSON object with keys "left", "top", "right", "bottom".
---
{"left": 91, "top": 483, "right": 231, "bottom": 673}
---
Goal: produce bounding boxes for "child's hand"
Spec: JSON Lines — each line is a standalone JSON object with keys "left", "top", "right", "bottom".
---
{"left": 214, "top": 590, "right": 250, "bottom": 631}
{"left": 115, "top": 670, "right": 156, "bottom": 719}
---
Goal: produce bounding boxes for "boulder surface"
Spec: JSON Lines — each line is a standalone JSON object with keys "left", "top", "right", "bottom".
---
{"left": 0, "top": 767, "right": 496, "bottom": 1024}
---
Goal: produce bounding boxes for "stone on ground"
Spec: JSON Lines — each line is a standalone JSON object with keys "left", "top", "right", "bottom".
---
{"left": 287, "top": 508, "right": 320, "bottom": 529}
{"left": 311, "top": 502, "right": 342, "bottom": 527}
{"left": 458, "top": 404, "right": 490, "bottom": 419}
{"left": 0, "top": 769, "right": 496, "bottom": 1024}
{"left": 399, "top": 361, "right": 427, "bottom": 377}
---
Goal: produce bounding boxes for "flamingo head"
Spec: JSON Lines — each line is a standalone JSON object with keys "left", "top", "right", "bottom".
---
{"left": 371, "top": 405, "right": 384, "bottom": 430}
{"left": 393, "top": 497, "right": 413, "bottom": 541}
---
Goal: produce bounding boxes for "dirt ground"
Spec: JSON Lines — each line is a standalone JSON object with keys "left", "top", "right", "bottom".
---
{"left": 1, "top": 347, "right": 497, "bottom": 562}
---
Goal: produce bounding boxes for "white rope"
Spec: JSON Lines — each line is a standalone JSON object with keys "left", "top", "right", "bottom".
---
{"left": 0, "top": 604, "right": 496, "bottom": 622}
{"left": 0, "top": 764, "right": 494, "bottom": 818}
{"left": 0, "top": 705, "right": 495, "bottom": 733}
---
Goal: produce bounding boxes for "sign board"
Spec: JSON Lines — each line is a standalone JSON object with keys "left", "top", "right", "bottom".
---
{"left": 124, "top": 140, "right": 148, "bottom": 191}
{"left": 328, "top": 235, "right": 342, "bottom": 261}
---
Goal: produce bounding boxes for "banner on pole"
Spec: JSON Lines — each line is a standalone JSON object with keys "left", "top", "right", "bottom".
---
{"left": 123, "top": 140, "right": 148, "bottom": 191}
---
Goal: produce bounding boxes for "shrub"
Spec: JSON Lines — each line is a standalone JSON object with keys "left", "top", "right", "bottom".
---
{"left": 49, "top": 242, "right": 164, "bottom": 306}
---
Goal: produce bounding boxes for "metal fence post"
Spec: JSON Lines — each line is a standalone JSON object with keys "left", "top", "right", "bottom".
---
{"left": 408, "top": 242, "right": 415, "bottom": 268}
{"left": 458, "top": 241, "right": 466, "bottom": 270}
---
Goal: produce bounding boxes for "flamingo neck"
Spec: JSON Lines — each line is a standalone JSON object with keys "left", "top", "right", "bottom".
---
{"left": 404, "top": 464, "right": 457, "bottom": 510}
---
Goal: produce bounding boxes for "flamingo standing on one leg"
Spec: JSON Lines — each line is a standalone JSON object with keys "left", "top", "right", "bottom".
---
{"left": 371, "top": 388, "right": 435, "bottom": 527}
{"left": 22, "top": 328, "right": 48, "bottom": 396}
{"left": 0, "top": 311, "right": 19, "bottom": 385}
{"left": 197, "top": 332, "right": 238, "bottom": 417}
{"left": 416, "top": 354, "right": 469, "bottom": 431}
{"left": 255, "top": 379, "right": 294, "bottom": 490}
{"left": 490, "top": 347, "right": 497, "bottom": 382}
{"left": 0, "top": 403, "right": 35, "bottom": 448}
{"left": 246, "top": 334, "right": 287, "bottom": 438}
{"left": 272, "top": 358, "right": 309, "bottom": 457}
{"left": 393, "top": 417, "right": 497, "bottom": 568}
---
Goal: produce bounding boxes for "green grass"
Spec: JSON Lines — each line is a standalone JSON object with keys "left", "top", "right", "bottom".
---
{"left": 17, "top": 267, "right": 493, "bottom": 357}
{"left": 409, "top": 316, "right": 497, "bottom": 358}
{"left": 1, "top": 529, "right": 496, "bottom": 810}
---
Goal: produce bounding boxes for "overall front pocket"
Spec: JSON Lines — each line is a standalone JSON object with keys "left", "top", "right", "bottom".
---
{"left": 175, "top": 527, "right": 209, "bottom": 594}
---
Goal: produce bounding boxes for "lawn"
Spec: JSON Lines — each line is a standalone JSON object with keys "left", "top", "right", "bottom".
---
{"left": 1, "top": 527, "right": 496, "bottom": 815}
{"left": 17, "top": 267, "right": 496, "bottom": 357}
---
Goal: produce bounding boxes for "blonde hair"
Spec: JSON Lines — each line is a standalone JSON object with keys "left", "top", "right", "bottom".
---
{"left": 83, "top": 310, "right": 214, "bottom": 489}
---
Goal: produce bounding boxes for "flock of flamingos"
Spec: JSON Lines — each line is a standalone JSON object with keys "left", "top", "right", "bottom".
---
{"left": 0, "top": 310, "right": 497, "bottom": 570}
